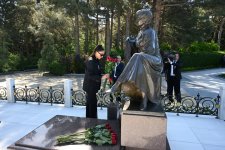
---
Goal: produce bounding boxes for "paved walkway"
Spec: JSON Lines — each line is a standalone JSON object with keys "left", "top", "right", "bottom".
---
{"left": 181, "top": 68, "right": 225, "bottom": 97}
{"left": 1, "top": 101, "right": 225, "bottom": 150}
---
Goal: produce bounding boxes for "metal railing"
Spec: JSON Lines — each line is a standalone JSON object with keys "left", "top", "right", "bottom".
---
{"left": 14, "top": 86, "right": 64, "bottom": 105}
{"left": 71, "top": 89, "right": 128, "bottom": 109}
{"left": 0, "top": 85, "right": 221, "bottom": 117}
{"left": 0, "top": 86, "right": 7, "bottom": 100}
{"left": 161, "top": 93, "right": 220, "bottom": 117}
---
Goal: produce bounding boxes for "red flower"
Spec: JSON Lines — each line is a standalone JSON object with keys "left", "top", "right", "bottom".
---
{"left": 111, "top": 133, "right": 117, "bottom": 137}
{"left": 112, "top": 138, "right": 117, "bottom": 145}
{"left": 106, "top": 56, "right": 111, "bottom": 61}
{"left": 111, "top": 135, "right": 117, "bottom": 140}
{"left": 109, "top": 78, "right": 113, "bottom": 83}
{"left": 106, "top": 56, "right": 118, "bottom": 62}
{"left": 105, "top": 124, "right": 112, "bottom": 130}
{"left": 105, "top": 123, "right": 110, "bottom": 128}
{"left": 109, "top": 129, "right": 114, "bottom": 133}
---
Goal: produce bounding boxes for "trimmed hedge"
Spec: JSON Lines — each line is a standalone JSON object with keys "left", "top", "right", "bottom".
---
{"left": 180, "top": 52, "right": 222, "bottom": 71}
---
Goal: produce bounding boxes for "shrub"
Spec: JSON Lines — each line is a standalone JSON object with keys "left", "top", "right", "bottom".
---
{"left": 110, "top": 48, "right": 124, "bottom": 58}
{"left": 2, "top": 53, "right": 21, "bottom": 72}
{"left": 38, "top": 59, "right": 49, "bottom": 71}
{"left": 18, "top": 56, "right": 38, "bottom": 70}
{"left": 188, "top": 41, "right": 219, "bottom": 52}
{"left": 73, "top": 55, "right": 85, "bottom": 74}
{"left": 180, "top": 51, "right": 221, "bottom": 71}
{"left": 160, "top": 42, "right": 172, "bottom": 51}
{"left": 49, "top": 61, "right": 66, "bottom": 76}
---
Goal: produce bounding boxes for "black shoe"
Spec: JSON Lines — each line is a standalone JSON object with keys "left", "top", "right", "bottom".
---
{"left": 175, "top": 94, "right": 181, "bottom": 102}
{"left": 169, "top": 98, "right": 174, "bottom": 102}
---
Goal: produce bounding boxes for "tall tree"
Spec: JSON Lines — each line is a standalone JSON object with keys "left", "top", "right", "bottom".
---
{"left": 152, "top": 0, "right": 163, "bottom": 34}
{"left": 199, "top": 0, "right": 225, "bottom": 48}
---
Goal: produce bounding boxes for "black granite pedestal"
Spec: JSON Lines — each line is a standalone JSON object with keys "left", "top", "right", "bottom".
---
{"left": 8, "top": 115, "right": 121, "bottom": 150}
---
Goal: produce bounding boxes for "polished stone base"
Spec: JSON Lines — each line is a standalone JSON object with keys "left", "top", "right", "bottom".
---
{"left": 121, "top": 110, "right": 170, "bottom": 150}
{"left": 8, "top": 115, "right": 120, "bottom": 150}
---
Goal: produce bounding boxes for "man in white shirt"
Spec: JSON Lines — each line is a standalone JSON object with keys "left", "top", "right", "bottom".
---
{"left": 111, "top": 56, "right": 124, "bottom": 84}
{"left": 164, "top": 52, "right": 182, "bottom": 102}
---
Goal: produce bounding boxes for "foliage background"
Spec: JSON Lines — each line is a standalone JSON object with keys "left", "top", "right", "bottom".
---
{"left": 0, "top": 0, "right": 225, "bottom": 75}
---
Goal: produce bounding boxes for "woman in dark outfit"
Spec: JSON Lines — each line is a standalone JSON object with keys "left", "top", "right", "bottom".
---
{"left": 83, "top": 45, "right": 109, "bottom": 118}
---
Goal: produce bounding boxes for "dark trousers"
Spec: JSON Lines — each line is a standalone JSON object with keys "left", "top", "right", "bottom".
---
{"left": 86, "top": 93, "right": 97, "bottom": 118}
{"left": 167, "top": 76, "right": 181, "bottom": 102}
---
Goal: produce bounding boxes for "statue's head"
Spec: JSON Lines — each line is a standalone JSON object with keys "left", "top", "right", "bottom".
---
{"left": 136, "top": 3, "right": 152, "bottom": 29}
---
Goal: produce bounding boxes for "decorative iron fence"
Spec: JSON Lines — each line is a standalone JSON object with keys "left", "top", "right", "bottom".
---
{"left": 2, "top": 85, "right": 220, "bottom": 117}
{"left": 71, "top": 89, "right": 128, "bottom": 108}
{"left": 71, "top": 89, "right": 86, "bottom": 106}
{"left": 14, "top": 86, "right": 64, "bottom": 105}
{"left": 0, "top": 86, "right": 7, "bottom": 100}
{"left": 161, "top": 93, "right": 220, "bottom": 117}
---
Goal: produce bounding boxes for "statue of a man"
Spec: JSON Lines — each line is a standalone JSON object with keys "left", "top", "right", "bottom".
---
{"left": 110, "top": 3, "right": 163, "bottom": 111}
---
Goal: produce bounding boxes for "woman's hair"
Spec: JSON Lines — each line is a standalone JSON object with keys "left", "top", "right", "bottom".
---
{"left": 90, "top": 45, "right": 104, "bottom": 57}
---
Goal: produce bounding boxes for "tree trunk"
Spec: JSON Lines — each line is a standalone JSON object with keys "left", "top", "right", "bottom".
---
{"left": 96, "top": 13, "right": 99, "bottom": 45}
{"left": 84, "top": 0, "right": 89, "bottom": 54}
{"left": 105, "top": 12, "right": 111, "bottom": 56}
{"left": 124, "top": 9, "right": 131, "bottom": 63}
{"left": 217, "top": 17, "right": 225, "bottom": 49}
{"left": 110, "top": 11, "right": 114, "bottom": 49}
{"left": 159, "top": 6, "right": 166, "bottom": 40}
{"left": 84, "top": 19, "right": 89, "bottom": 54}
{"left": 153, "top": 0, "right": 162, "bottom": 34}
{"left": 116, "top": 14, "right": 121, "bottom": 50}
{"left": 75, "top": 13, "right": 80, "bottom": 56}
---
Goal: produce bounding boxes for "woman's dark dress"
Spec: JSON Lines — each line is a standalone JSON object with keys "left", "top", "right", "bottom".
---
{"left": 83, "top": 56, "right": 102, "bottom": 118}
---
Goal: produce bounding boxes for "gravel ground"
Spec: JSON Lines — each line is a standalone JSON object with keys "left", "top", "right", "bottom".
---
{"left": 0, "top": 70, "right": 84, "bottom": 90}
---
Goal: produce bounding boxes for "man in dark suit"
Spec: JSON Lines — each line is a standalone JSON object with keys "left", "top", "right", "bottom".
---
{"left": 164, "top": 52, "right": 182, "bottom": 102}
{"left": 111, "top": 56, "right": 125, "bottom": 84}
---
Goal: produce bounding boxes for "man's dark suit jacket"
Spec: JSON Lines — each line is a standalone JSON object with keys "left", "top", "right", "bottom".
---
{"left": 164, "top": 60, "right": 182, "bottom": 80}
{"left": 111, "top": 62, "right": 125, "bottom": 83}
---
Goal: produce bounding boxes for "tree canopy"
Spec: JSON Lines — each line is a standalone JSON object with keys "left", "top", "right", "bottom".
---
{"left": 0, "top": 0, "right": 225, "bottom": 73}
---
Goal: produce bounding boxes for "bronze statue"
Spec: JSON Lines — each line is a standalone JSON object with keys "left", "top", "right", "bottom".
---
{"left": 110, "top": 3, "right": 163, "bottom": 111}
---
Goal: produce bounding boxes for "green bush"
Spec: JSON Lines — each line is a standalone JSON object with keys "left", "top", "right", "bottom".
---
{"left": 2, "top": 53, "right": 21, "bottom": 72}
{"left": 0, "top": 59, "right": 4, "bottom": 72}
{"left": 180, "top": 51, "right": 221, "bottom": 71}
{"left": 38, "top": 59, "right": 49, "bottom": 71}
{"left": 188, "top": 41, "right": 219, "bottom": 52}
{"left": 73, "top": 55, "right": 85, "bottom": 74}
{"left": 160, "top": 42, "right": 172, "bottom": 51}
{"left": 18, "top": 56, "right": 38, "bottom": 70}
{"left": 49, "top": 61, "right": 66, "bottom": 76}
{"left": 110, "top": 48, "right": 124, "bottom": 58}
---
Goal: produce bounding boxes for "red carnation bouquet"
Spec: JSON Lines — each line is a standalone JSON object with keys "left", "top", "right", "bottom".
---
{"left": 56, "top": 123, "right": 117, "bottom": 146}
{"left": 106, "top": 56, "right": 118, "bottom": 63}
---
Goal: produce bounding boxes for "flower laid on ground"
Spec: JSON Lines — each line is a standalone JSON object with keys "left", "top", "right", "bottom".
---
{"left": 56, "top": 123, "right": 117, "bottom": 146}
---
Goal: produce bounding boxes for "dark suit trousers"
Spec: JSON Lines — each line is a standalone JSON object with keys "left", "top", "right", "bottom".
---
{"left": 167, "top": 76, "right": 181, "bottom": 102}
